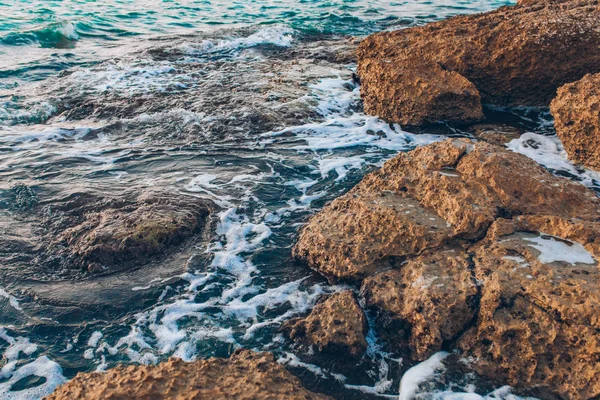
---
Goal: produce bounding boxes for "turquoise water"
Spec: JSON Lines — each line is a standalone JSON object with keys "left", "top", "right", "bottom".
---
{"left": 0, "top": 0, "right": 512, "bottom": 82}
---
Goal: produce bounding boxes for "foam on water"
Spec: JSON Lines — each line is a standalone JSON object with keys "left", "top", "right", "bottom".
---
{"left": 0, "top": 287, "right": 22, "bottom": 311}
{"left": 179, "top": 25, "right": 295, "bottom": 56}
{"left": 399, "top": 352, "right": 450, "bottom": 400}
{"left": 507, "top": 132, "right": 600, "bottom": 189}
{"left": 523, "top": 235, "right": 596, "bottom": 266}
{"left": 0, "top": 328, "right": 65, "bottom": 399}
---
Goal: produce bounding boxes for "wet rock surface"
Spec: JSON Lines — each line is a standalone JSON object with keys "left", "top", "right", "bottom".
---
{"left": 0, "top": 189, "right": 215, "bottom": 281}
{"left": 282, "top": 290, "right": 368, "bottom": 358}
{"left": 294, "top": 139, "right": 600, "bottom": 398}
{"left": 551, "top": 72, "right": 600, "bottom": 171}
{"left": 357, "top": 0, "right": 600, "bottom": 125}
{"left": 45, "top": 350, "right": 331, "bottom": 400}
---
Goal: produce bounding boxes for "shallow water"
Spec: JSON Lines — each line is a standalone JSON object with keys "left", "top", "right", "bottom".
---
{"left": 1, "top": 1, "right": 600, "bottom": 399}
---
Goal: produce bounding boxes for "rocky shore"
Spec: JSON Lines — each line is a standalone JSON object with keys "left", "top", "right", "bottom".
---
{"left": 44, "top": 0, "right": 600, "bottom": 398}
{"left": 290, "top": 0, "right": 600, "bottom": 398}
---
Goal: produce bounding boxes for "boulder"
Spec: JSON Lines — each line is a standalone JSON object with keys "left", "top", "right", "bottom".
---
{"left": 282, "top": 290, "right": 368, "bottom": 357}
{"left": 550, "top": 72, "right": 600, "bottom": 171}
{"left": 294, "top": 139, "right": 600, "bottom": 281}
{"left": 361, "top": 248, "right": 478, "bottom": 360}
{"left": 459, "top": 225, "right": 600, "bottom": 400}
{"left": 294, "top": 139, "right": 600, "bottom": 398}
{"left": 56, "top": 191, "right": 214, "bottom": 273}
{"left": 45, "top": 350, "right": 331, "bottom": 400}
{"left": 358, "top": 58, "right": 483, "bottom": 126}
{"left": 357, "top": 0, "right": 600, "bottom": 125}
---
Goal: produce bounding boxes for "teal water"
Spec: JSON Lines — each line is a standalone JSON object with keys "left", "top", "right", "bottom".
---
{"left": 6, "top": 2, "right": 586, "bottom": 400}
{"left": 0, "top": 0, "right": 512, "bottom": 83}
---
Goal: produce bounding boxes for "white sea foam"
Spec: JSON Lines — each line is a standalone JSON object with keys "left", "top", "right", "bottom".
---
{"left": 0, "top": 329, "right": 65, "bottom": 399}
{"left": 0, "top": 287, "right": 22, "bottom": 311}
{"left": 507, "top": 132, "right": 600, "bottom": 189}
{"left": 179, "top": 25, "right": 295, "bottom": 56}
{"left": 399, "top": 352, "right": 449, "bottom": 400}
{"left": 523, "top": 235, "right": 596, "bottom": 266}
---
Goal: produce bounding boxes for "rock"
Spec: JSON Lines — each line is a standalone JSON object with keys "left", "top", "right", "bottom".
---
{"left": 458, "top": 226, "right": 600, "bottom": 400}
{"left": 282, "top": 290, "right": 368, "bottom": 357}
{"left": 361, "top": 248, "right": 478, "bottom": 360}
{"left": 550, "top": 72, "right": 600, "bottom": 171}
{"left": 56, "top": 191, "right": 214, "bottom": 273}
{"left": 0, "top": 189, "right": 215, "bottom": 282}
{"left": 357, "top": 0, "right": 600, "bottom": 125}
{"left": 358, "top": 58, "right": 483, "bottom": 126}
{"left": 45, "top": 350, "right": 331, "bottom": 400}
{"left": 294, "top": 139, "right": 600, "bottom": 398}
{"left": 294, "top": 139, "right": 600, "bottom": 281}
{"left": 467, "top": 124, "right": 523, "bottom": 146}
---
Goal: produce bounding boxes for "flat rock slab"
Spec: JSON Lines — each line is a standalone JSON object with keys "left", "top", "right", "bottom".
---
{"left": 45, "top": 350, "right": 331, "bottom": 400}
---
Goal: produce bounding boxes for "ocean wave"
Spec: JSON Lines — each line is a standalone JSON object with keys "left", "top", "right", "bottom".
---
{"left": 178, "top": 25, "right": 296, "bottom": 56}
{"left": 0, "top": 21, "right": 80, "bottom": 48}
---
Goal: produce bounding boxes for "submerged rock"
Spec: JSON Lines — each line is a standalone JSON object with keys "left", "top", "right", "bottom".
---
{"left": 45, "top": 350, "right": 331, "bottom": 400}
{"left": 282, "top": 290, "right": 368, "bottom": 358}
{"left": 55, "top": 191, "right": 214, "bottom": 273}
{"left": 294, "top": 139, "right": 600, "bottom": 398}
{"left": 551, "top": 72, "right": 600, "bottom": 171}
{"left": 0, "top": 189, "right": 215, "bottom": 282}
{"left": 357, "top": 0, "right": 600, "bottom": 126}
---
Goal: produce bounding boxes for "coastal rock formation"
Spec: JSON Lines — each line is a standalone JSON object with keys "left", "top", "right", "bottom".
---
{"left": 294, "top": 139, "right": 600, "bottom": 281}
{"left": 458, "top": 227, "right": 600, "bottom": 400}
{"left": 358, "top": 58, "right": 483, "bottom": 126}
{"left": 45, "top": 350, "right": 331, "bottom": 400}
{"left": 282, "top": 290, "right": 368, "bottom": 357}
{"left": 357, "top": 0, "right": 600, "bottom": 125}
{"left": 0, "top": 189, "right": 215, "bottom": 281}
{"left": 551, "top": 72, "right": 600, "bottom": 171}
{"left": 294, "top": 139, "right": 600, "bottom": 398}
{"left": 55, "top": 191, "right": 214, "bottom": 273}
{"left": 361, "top": 248, "right": 478, "bottom": 360}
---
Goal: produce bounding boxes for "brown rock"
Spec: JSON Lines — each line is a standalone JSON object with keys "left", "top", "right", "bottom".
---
{"left": 45, "top": 350, "right": 331, "bottom": 400}
{"left": 458, "top": 228, "right": 600, "bottom": 400}
{"left": 358, "top": 58, "right": 483, "bottom": 126}
{"left": 294, "top": 139, "right": 600, "bottom": 398}
{"left": 294, "top": 139, "right": 600, "bottom": 281}
{"left": 361, "top": 248, "right": 478, "bottom": 360}
{"left": 550, "top": 72, "right": 600, "bottom": 171}
{"left": 283, "top": 290, "right": 368, "bottom": 357}
{"left": 56, "top": 191, "right": 214, "bottom": 273}
{"left": 357, "top": 0, "right": 600, "bottom": 125}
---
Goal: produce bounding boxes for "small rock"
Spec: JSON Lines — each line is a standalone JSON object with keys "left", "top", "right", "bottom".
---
{"left": 550, "top": 72, "right": 600, "bottom": 171}
{"left": 283, "top": 291, "right": 368, "bottom": 358}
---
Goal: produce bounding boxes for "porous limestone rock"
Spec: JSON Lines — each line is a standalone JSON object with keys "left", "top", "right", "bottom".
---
{"left": 294, "top": 138, "right": 600, "bottom": 398}
{"left": 45, "top": 350, "right": 331, "bottom": 400}
{"left": 283, "top": 290, "right": 368, "bottom": 357}
{"left": 294, "top": 139, "right": 600, "bottom": 281}
{"left": 357, "top": 0, "right": 600, "bottom": 125}
{"left": 551, "top": 72, "right": 600, "bottom": 171}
